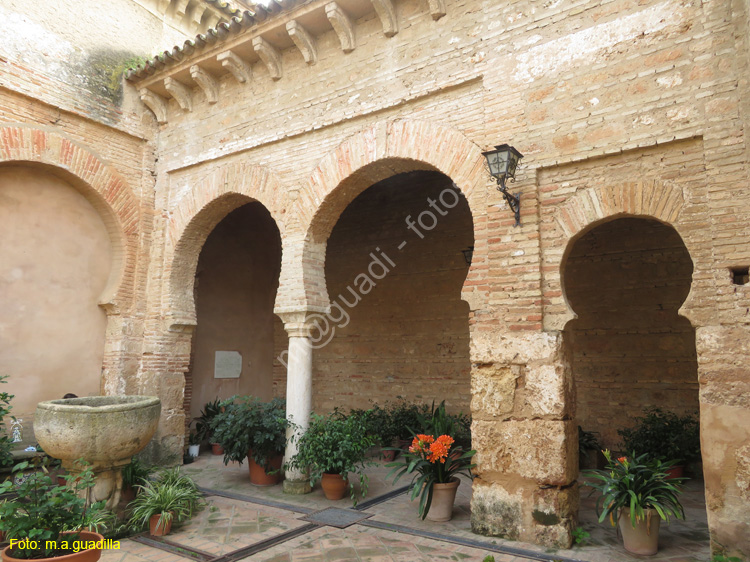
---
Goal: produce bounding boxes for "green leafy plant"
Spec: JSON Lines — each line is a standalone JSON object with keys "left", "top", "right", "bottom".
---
{"left": 121, "top": 457, "right": 152, "bottom": 490}
{"left": 584, "top": 450, "right": 685, "bottom": 529}
{"left": 386, "top": 399, "right": 431, "bottom": 442}
{"left": 418, "top": 401, "right": 472, "bottom": 450}
{"left": 195, "top": 398, "right": 222, "bottom": 444}
{"left": 210, "top": 396, "right": 288, "bottom": 471}
{"left": 0, "top": 458, "right": 107, "bottom": 559}
{"left": 578, "top": 426, "right": 601, "bottom": 467}
{"left": 483, "top": 556, "right": 496, "bottom": 562}
{"left": 287, "top": 411, "right": 375, "bottom": 505}
{"left": 571, "top": 526, "right": 590, "bottom": 545}
{"left": 0, "top": 375, "right": 15, "bottom": 468}
{"left": 349, "top": 404, "right": 398, "bottom": 447}
{"left": 712, "top": 555, "right": 743, "bottom": 562}
{"left": 129, "top": 469, "right": 203, "bottom": 533}
{"left": 618, "top": 407, "right": 700, "bottom": 465}
{"left": 386, "top": 433, "right": 476, "bottom": 519}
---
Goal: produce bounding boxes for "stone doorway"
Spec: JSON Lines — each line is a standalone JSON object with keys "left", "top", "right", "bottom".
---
{"left": 185, "top": 201, "right": 285, "bottom": 423}
{"left": 314, "top": 169, "right": 474, "bottom": 416}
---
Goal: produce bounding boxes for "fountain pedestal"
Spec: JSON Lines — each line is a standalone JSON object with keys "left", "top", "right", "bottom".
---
{"left": 34, "top": 396, "right": 161, "bottom": 508}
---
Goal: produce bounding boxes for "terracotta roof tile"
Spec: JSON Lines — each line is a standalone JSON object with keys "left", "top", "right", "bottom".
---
{"left": 126, "top": 0, "right": 299, "bottom": 80}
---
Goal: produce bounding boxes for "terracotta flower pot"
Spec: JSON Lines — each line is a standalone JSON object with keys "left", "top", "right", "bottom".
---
{"left": 618, "top": 507, "right": 660, "bottom": 555}
{"left": 149, "top": 513, "right": 173, "bottom": 537}
{"left": 381, "top": 448, "right": 397, "bottom": 462}
{"left": 1, "top": 531, "right": 104, "bottom": 562}
{"left": 211, "top": 443, "right": 224, "bottom": 455}
{"left": 247, "top": 452, "right": 283, "bottom": 486}
{"left": 426, "top": 477, "right": 460, "bottom": 522}
{"left": 320, "top": 472, "right": 349, "bottom": 500}
{"left": 665, "top": 465, "right": 684, "bottom": 480}
{"left": 120, "top": 484, "right": 136, "bottom": 504}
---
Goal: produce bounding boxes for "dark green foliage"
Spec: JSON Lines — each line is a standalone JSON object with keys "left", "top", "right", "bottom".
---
{"left": 0, "top": 375, "right": 15, "bottom": 468}
{"left": 572, "top": 526, "right": 591, "bottom": 545}
{"left": 287, "top": 411, "right": 375, "bottom": 505}
{"left": 121, "top": 457, "right": 152, "bottom": 490}
{"left": 584, "top": 450, "right": 685, "bottom": 529}
{"left": 578, "top": 426, "right": 601, "bottom": 466}
{"left": 386, "top": 400, "right": 431, "bottom": 441}
{"left": 618, "top": 407, "right": 700, "bottom": 464}
{"left": 0, "top": 458, "right": 108, "bottom": 559}
{"left": 195, "top": 398, "right": 222, "bottom": 444}
{"left": 210, "top": 396, "right": 288, "bottom": 470}
{"left": 417, "top": 401, "right": 472, "bottom": 450}
{"left": 129, "top": 468, "right": 203, "bottom": 532}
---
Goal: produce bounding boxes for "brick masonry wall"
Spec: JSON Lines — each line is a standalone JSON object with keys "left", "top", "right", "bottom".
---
{"left": 4, "top": 0, "right": 750, "bottom": 554}
{"left": 313, "top": 170, "right": 473, "bottom": 414}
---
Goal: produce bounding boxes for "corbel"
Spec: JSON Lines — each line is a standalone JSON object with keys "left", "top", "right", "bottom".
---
{"left": 325, "top": 3, "right": 355, "bottom": 53}
{"left": 427, "top": 0, "right": 446, "bottom": 20}
{"left": 139, "top": 88, "right": 168, "bottom": 124}
{"left": 286, "top": 20, "right": 318, "bottom": 65}
{"left": 190, "top": 65, "right": 219, "bottom": 104}
{"left": 217, "top": 50, "right": 252, "bottom": 83}
{"left": 252, "top": 36, "right": 282, "bottom": 80}
{"left": 370, "top": 0, "right": 398, "bottom": 37}
{"left": 164, "top": 77, "right": 193, "bottom": 111}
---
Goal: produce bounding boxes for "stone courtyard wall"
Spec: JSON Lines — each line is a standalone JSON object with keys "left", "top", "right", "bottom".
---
{"left": 2, "top": 0, "right": 750, "bottom": 556}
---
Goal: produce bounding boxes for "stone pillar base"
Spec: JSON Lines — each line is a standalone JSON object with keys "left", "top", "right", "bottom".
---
{"left": 283, "top": 478, "right": 312, "bottom": 495}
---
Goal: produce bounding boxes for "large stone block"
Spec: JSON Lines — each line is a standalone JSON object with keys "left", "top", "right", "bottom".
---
{"left": 471, "top": 331, "right": 562, "bottom": 365}
{"left": 472, "top": 419, "right": 577, "bottom": 485}
{"left": 471, "top": 478, "right": 577, "bottom": 548}
{"left": 471, "top": 363, "right": 519, "bottom": 417}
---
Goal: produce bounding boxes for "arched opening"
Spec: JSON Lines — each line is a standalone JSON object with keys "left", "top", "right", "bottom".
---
{"left": 0, "top": 164, "right": 113, "bottom": 431}
{"left": 563, "top": 216, "right": 707, "bottom": 549}
{"left": 315, "top": 169, "right": 474, "bottom": 413}
{"left": 185, "top": 201, "right": 285, "bottom": 423}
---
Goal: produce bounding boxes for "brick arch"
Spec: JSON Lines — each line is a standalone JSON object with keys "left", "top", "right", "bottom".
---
{"left": 280, "top": 119, "right": 489, "bottom": 312}
{"left": 167, "top": 162, "right": 288, "bottom": 328}
{"left": 0, "top": 126, "right": 139, "bottom": 312}
{"left": 544, "top": 180, "right": 687, "bottom": 330}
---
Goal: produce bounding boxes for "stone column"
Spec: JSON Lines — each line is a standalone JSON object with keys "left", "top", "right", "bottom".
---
{"left": 280, "top": 313, "right": 314, "bottom": 494}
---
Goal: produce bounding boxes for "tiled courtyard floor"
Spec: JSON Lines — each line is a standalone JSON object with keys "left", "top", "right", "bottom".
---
{"left": 100, "top": 453, "right": 710, "bottom": 562}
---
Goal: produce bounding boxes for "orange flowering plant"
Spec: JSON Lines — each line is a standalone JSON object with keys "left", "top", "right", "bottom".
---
{"left": 385, "top": 433, "right": 476, "bottom": 519}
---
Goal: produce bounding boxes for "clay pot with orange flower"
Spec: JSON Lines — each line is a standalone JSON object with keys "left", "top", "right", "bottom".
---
{"left": 385, "top": 433, "right": 476, "bottom": 521}
{"left": 287, "top": 412, "right": 376, "bottom": 506}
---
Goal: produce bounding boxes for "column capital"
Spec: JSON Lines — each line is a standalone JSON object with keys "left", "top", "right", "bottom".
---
{"left": 275, "top": 307, "right": 328, "bottom": 337}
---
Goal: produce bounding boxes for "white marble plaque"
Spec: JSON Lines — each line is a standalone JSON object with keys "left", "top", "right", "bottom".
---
{"left": 214, "top": 351, "right": 242, "bottom": 379}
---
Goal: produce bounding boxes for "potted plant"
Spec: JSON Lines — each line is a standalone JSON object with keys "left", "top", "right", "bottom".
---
{"left": 287, "top": 411, "right": 375, "bottom": 505}
{"left": 0, "top": 376, "right": 15, "bottom": 469}
{"left": 210, "top": 396, "right": 289, "bottom": 486}
{"left": 129, "top": 468, "right": 202, "bottom": 537}
{"left": 195, "top": 398, "right": 224, "bottom": 455}
{"left": 385, "top": 406, "right": 476, "bottom": 522}
{"left": 187, "top": 427, "right": 200, "bottom": 459}
{"left": 585, "top": 450, "right": 686, "bottom": 555}
{"left": 349, "top": 405, "right": 399, "bottom": 461}
{"left": 386, "top": 400, "right": 430, "bottom": 449}
{"left": 578, "top": 426, "right": 602, "bottom": 470}
{"left": 0, "top": 458, "right": 108, "bottom": 561}
{"left": 120, "top": 457, "right": 152, "bottom": 504}
{"left": 617, "top": 408, "right": 700, "bottom": 477}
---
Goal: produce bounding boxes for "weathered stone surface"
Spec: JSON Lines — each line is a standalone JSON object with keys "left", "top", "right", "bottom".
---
{"left": 472, "top": 419, "right": 577, "bottom": 485}
{"left": 523, "top": 363, "right": 570, "bottom": 418}
{"left": 470, "top": 480, "right": 522, "bottom": 540}
{"left": 471, "top": 364, "right": 518, "bottom": 417}
{"left": 471, "top": 331, "right": 561, "bottom": 365}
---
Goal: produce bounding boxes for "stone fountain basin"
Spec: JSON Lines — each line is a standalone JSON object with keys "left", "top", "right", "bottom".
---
{"left": 34, "top": 396, "right": 161, "bottom": 466}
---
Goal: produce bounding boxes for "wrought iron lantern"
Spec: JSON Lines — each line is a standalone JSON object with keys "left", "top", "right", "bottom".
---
{"left": 482, "top": 144, "right": 524, "bottom": 226}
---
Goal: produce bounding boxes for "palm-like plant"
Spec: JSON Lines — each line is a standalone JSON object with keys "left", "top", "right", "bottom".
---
{"left": 585, "top": 450, "right": 685, "bottom": 528}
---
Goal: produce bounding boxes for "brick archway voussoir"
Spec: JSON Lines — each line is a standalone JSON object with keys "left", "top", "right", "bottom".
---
{"left": 545, "top": 180, "right": 686, "bottom": 331}
{"left": 555, "top": 180, "right": 685, "bottom": 238}
{"left": 0, "top": 126, "right": 140, "bottom": 312}
{"left": 166, "top": 162, "right": 288, "bottom": 328}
